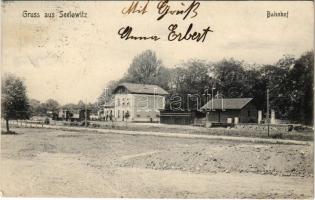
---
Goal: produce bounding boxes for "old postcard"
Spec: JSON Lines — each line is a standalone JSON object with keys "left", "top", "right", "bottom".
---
{"left": 1, "top": 0, "right": 314, "bottom": 198}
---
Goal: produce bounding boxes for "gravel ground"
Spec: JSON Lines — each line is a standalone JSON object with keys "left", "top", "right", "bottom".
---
{"left": 1, "top": 127, "right": 313, "bottom": 198}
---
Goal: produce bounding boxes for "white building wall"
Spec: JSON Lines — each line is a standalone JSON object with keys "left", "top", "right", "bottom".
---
{"left": 114, "top": 94, "right": 133, "bottom": 121}
{"left": 114, "top": 93, "right": 165, "bottom": 122}
{"left": 131, "top": 94, "right": 165, "bottom": 122}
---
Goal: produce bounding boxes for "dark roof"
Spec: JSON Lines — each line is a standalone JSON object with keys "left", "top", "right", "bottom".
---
{"left": 201, "top": 98, "right": 253, "bottom": 110}
{"left": 113, "top": 83, "right": 169, "bottom": 95}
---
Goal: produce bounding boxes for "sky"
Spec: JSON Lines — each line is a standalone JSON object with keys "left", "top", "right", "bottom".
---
{"left": 2, "top": 1, "right": 314, "bottom": 104}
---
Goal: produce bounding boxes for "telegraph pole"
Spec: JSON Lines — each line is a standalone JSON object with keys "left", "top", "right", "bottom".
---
{"left": 222, "top": 97, "right": 225, "bottom": 111}
{"left": 211, "top": 85, "right": 215, "bottom": 110}
{"left": 85, "top": 98, "right": 87, "bottom": 128}
{"left": 266, "top": 89, "right": 270, "bottom": 137}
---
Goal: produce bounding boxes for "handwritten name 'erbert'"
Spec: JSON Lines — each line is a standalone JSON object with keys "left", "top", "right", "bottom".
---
{"left": 168, "top": 23, "right": 212, "bottom": 42}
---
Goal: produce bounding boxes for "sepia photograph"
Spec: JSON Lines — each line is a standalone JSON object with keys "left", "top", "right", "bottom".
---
{"left": 1, "top": 0, "right": 314, "bottom": 198}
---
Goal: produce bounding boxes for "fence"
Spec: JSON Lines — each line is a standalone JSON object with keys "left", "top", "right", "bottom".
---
{"left": 235, "top": 123, "right": 291, "bottom": 132}
{"left": 2, "top": 119, "right": 46, "bottom": 128}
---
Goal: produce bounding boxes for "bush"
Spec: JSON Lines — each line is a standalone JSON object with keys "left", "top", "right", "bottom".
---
{"left": 270, "top": 133, "right": 283, "bottom": 139}
{"left": 1, "top": 130, "right": 18, "bottom": 135}
{"left": 90, "top": 123, "right": 100, "bottom": 128}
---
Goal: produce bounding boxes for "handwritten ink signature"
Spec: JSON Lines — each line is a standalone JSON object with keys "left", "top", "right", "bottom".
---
{"left": 118, "top": 23, "right": 213, "bottom": 42}
{"left": 122, "top": 1, "right": 149, "bottom": 15}
{"left": 157, "top": 0, "right": 200, "bottom": 21}
{"left": 121, "top": 0, "right": 200, "bottom": 21}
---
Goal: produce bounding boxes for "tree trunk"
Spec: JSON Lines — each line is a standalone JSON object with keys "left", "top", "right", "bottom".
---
{"left": 6, "top": 118, "right": 10, "bottom": 132}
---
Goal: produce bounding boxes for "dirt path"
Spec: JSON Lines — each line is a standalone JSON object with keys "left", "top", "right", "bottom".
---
{"left": 1, "top": 128, "right": 313, "bottom": 198}
{"left": 1, "top": 156, "right": 312, "bottom": 198}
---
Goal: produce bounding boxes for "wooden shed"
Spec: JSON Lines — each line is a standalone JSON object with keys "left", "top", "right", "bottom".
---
{"left": 201, "top": 98, "right": 258, "bottom": 124}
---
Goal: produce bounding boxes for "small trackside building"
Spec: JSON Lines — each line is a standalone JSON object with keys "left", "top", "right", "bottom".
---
{"left": 201, "top": 98, "right": 258, "bottom": 124}
{"left": 112, "top": 83, "right": 168, "bottom": 122}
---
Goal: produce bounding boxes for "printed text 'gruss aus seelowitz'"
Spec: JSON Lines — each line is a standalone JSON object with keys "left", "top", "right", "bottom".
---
{"left": 22, "top": 10, "right": 88, "bottom": 18}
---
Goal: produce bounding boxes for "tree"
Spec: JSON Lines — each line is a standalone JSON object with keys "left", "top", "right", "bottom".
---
{"left": 77, "top": 100, "right": 85, "bottom": 109}
{"left": 124, "top": 49, "right": 163, "bottom": 84}
{"left": 152, "top": 66, "right": 171, "bottom": 91}
{"left": 1, "top": 74, "right": 30, "bottom": 132}
{"left": 97, "top": 50, "right": 313, "bottom": 125}
{"left": 87, "top": 102, "right": 99, "bottom": 114}
{"left": 286, "top": 51, "right": 313, "bottom": 124}
{"left": 43, "top": 99, "right": 60, "bottom": 112}
{"left": 29, "top": 99, "right": 45, "bottom": 116}
{"left": 167, "top": 59, "right": 212, "bottom": 110}
{"left": 62, "top": 103, "right": 78, "bottom": 110}
{"left": 98, "top": 80, "right": 119, "bottom": 106}
{"left": 98, "top": 50, "right": 171, "bottom": 107}
{"left": 212, "top": 58, "right": 249, "bottom": 98}
{"left": 255, "top": 52, "right": 313, "bottom": 125}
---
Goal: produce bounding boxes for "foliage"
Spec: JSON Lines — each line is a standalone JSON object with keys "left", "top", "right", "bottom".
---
{"left": 29, "top": 98, "right": 60, "bottom": 116}
{"left": 98, "top": 49, "right": 313, "bottom": 125}
{"left": 124, "top": 49, "right": 163, "bottom": 84}
{"left": 43, "top": 99, "right": 60, "bottom": 112}
{"left": 252, "top": 53, "right": 313, "bottom": 125}
{"left": 29, "top": 99, "right": 44, "bottom": 115}
{"left": 167, "top": 59, "right": 212, "bottom": 110}
{"left": 97, "top": 80, "right": 119, "bottom": 106}
{"left": 61, "top": 103, "right": 79, "bottom": 112}
{"left": 62, "top": 101, "right": 99, "bottom": 114}
{"left": 98, "top": 50, "right": 170, "bottom": 106}
{"left": 1, "top": 74, "right": 30, "bottom": 131}
{"left": 286, "top": 52, "right": 313, "bottom": 124}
